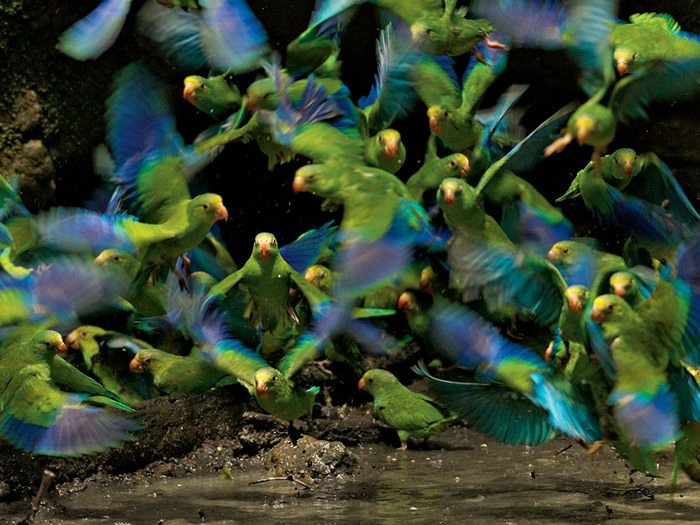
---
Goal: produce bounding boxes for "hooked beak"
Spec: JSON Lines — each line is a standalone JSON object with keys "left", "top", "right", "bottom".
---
{"left": 397, "top": 292, "right": 411, "bottom": 311}
{"left": 259, "top": 241, "right": 270, "bottom": 262}
{"left": 245, "top": 96, "right": 259, "bottom": 111}
{"left": 129, "top": 357, "right": 144, "bottom": 373}
{"left": 56, "top": 340, "right": 68, "bottom": 354}
{"left": 616, "top": 60, "right": 628, "bottom": 76}
{"left": 256, "top": 378, "right": 268, "bottom": 396}
{"left": 428, "top": 114, "right": 442, "bottom": 134}
{"left": 357, "top": 377, "right": 366, "bottom": 390}
{"left": 443, "top": 189, "right": 454, "bottom": 205}
{"left": 622, "top": 161, "right": 633, "bottom": 177}
{"left": 64, "top": 331, "right": 80, "bottom": 350}
{"left": 545, "top": 248, "right": 558, "bottom": 261}
{"left": 544, "top": 340, "right": 555, "bottom": 362}
{"left": 458, "top": 156, "right": 470, "bottom": 177}
{"left": 611, "top": 283, "right": 628, "bottom": 297}
{"left": 292, "top": 176, "right": 308, "bottom": 193}
{"left": 576, "top": 126, "right": 589, "bottom": 146}
{"left": 384, "top": 137, "right": 398, "bottom": 158}
{"left": 214, "top": 203, "right": 229, "bottom": 222}
{"left": 183, "top": 78, "right": 198, "bottom": 103}
{"left": 566, "top": 295, "right": 583, "bottom": 314}
{"left": 94, "top": 252, "right": 107, "bottom": 265}
{"left": 590, "top": 306, "right": 604, "bottom": 323}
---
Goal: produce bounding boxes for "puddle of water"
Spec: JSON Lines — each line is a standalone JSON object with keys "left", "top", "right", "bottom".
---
{"left": 3, "top": 431, "right": 700, "bottom": 524}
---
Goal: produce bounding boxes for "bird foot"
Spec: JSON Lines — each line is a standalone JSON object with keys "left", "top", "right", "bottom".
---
{"left": 484, "top": 35, "right": 508, "bottom": 51}
{"left": 588, "top": 439, "right": 608, "bottom": 455}
{"left": 312, "top": 359, "right": 334, "bottom": 377}
{"left": 544, "top": 134, "right": 574, "bottom": 157}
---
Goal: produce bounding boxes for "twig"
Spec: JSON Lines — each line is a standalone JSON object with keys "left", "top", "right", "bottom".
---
{"left": 249, "top": 475, "right": 312, "bottom": 490}
{"left": 18, "top": 469, "right": 56, "bottom": 525}
{"left": 553, "top": 444, "right": 573, "bottom": 456}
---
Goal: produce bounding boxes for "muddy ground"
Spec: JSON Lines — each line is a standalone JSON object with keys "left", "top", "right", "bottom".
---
{"left": 2, "top": 0, "right": 700, "bottom": 520}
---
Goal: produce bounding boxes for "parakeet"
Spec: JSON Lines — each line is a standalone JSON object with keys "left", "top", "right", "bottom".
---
{"left": 358, "top": 368, "right": 456, "bottom": 449}
{"left": 129, "top": 348, "right": 235, "bottom": 395}
{"left": 0, "top": 329, "right": 137, "bottom": 456}
{"left": 183, "top": 74, "right": 242, "bottom": 119}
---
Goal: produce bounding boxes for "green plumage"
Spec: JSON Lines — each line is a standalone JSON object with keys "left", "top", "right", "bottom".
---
{"left": 359, "top": 368, "right": 456, "bottom": 449}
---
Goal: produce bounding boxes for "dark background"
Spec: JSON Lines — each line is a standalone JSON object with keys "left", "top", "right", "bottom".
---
{"left": 1, "top": 0, "right": 699, "bottom": 263}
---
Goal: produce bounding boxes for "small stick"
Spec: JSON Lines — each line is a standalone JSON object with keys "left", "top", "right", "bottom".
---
{"left": 249, "top": 475, "right": 312, "bottom": 490}
{"left": 19, "top": 469, "right": 56, "bottom": 525}
{"left": 553, "top": 444, "right": 573, "bottom": 456}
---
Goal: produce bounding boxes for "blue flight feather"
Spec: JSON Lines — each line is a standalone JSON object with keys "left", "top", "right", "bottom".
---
{"left": 529, "top": 372, "right": 603, "bottom": 442}
{"left": 36, "top": 208, "right": 138, "bottom": 254}
{"left": 199, "top": 0, "right": 269, "bottom": 73}
{"left": 280, "top": 221, "right": 337, "bottom": 273}
{"left": 0, "top": 393, "right": 137, "bottom": 456}
{"left": 414, "top": 362, "right": 557, "bottom": 445}
{"left": 135, "top": 1, "right": 208, "bottom": 71}
{"left": 57, "top": 0, "right": 132, "bottom": 60}
{"left": 609, "top": 384, "right": 680, "bottom": 449}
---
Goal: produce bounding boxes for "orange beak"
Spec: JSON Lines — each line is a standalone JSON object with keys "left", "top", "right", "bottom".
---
{"left": 576, "top": 126, "right": 589, "bottom": 146}
{"left": 245, "top": 96, "right": 259, "bottom": 111}
{"left": 545, "top": 248, "right": 557, "bottom": 261}
{"left": 357, "top": 377, "right": 366, "bottom": 390}
{"left": 183, "top": 80, "right": 198, "bottom": 103}
{"left": 616, "top": 61, "right": 628, "bottom": 76}
{"left": 397, "top": 292, "right": 411, "bottom": 311}
{"left": 56, "top": 341, "right": 68, "bottom": 354}
{"left": 459, "top": 158, "right": 470, "bottom": 178}
{"left": 259, "top": 242, "right": 270, "bottom": 262}
{"left": 384, "top": 137, "right": 398, "bottom": 158}
{"left": 443, "top": 189, "right": 454, "bottom": 205}
{"left": 214, "top": 203, "right": 229, "bottom": 222}
{"left": 94, "top": 252, "right": 107, "bottom": 265}
{"left": 566, "top": 295, "right": 582, "bottom": 314}
{"left": 65, "top": 331, "right": 80, "bottom": 350}
{"left": 292, "top": 176, "right": 308, "bottom": 193}
{"left": 544, "top": 340, "right": 554, "bottom": 362}
{"left": 256, "top": 379, "right": 268, "bottom": 396}
{"left": 622, "top": 162, "right": 633, "bottom": 177}
{"left": 429, "top": 115, "right": 442, "bottom": 134}
{"left": 611, "top": 283, "right": 628, "bottom": 297}
{"left": 129, "top": 358, "right": 144, "bottom": 373}
{"left": 590, "top": 306, "right": 604, "bottom": 323}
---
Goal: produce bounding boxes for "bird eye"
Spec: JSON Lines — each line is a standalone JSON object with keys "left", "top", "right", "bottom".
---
{"left": 561, "top": 248, "right": 569, "bottom": 254}
{"left": 81, "top": 331, "right": 88, "bottom": 337}
{"left": 202, "top": 203, "right": 210, "bottom": 211}
{"left": 305, "top": 174, "right": 316, "bottom": 183}
{"left": 112, "top": 255, "right": 121, "bottom": 262}
{"left": 448, "top": 160, "right": 457, "bottom": 168}
{"left": 443, "top": 110, "right": 448, "bottom": 117}
{"left": 271, "top": 375, "right": 277, "bottom": 383}
{"left": 42, "top": 341, "right": 51, "bottom": 348}
{"left": 378, "top": 135, "right": 384, "bottom": 143}
{"left": 368, "top": 377, "right": 374, "bottom": 383}
{"left": 145, "top": 358, "right": 152, "bottom": 364}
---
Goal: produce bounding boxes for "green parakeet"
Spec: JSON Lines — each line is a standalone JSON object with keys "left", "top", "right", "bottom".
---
{"left": 358, "top": 368, "right": 456, "bottom": 449}
{"left": 0, "top": 328, "right": 137, "bottom": 455}
{"left": 129, "top": 348, "right": 235, "bottom": 395}
{"left": 183, "top": 74, "right": 242, "bottom": 119}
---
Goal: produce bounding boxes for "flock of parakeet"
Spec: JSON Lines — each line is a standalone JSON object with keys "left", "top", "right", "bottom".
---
{"left": 3, "top": 0, "right": 700, "bottom": 490}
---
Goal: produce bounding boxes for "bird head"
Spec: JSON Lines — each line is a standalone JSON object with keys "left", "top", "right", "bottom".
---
{"left": 254, "top": 232, "right": 278, "bottom": 262}
{"left": 397, "top": 291, "right": 416, "bottom": 312}
{"left": 448, "top": 153, "right": 470, "bottom": 178}
{"left": 377, "top": 129, "right": 401, "bottom": 158}
{"left": 590, "top": 295, "right": 626, "bottom": 324}
{"left": 574, "top": 114, "right": 596, "bottom": 146}
{"left": 614, "top": 47, "right": 636, "bottom": 76}
{"left": 609, "top": 271, "right": 634, "bottom": 298}
{"left": 427, "top": 106, "right": 449, "bottom": 134}
{"left": 33, "top": 330, "right": 67, "bottom": 355}
{"left": 190, "top": 194, "right": 229, "bottom": 223}
{"left": 254, "top": 368, "right": 280, "bottom": 397}
{"left": 246, "top": 78, "right": 279, "bottom": 111}
{"left": 183, "top": 76, "right": 204, "bottom": 104}
{"left": 614, "top": 148, "right": 637, "bottom": 177}
{"left": 565, "top": 285, "right": 589, "bottom": 314}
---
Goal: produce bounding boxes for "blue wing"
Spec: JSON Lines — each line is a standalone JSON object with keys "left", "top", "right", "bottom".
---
{"left": 57, "top": 0, "right": 132, "bottom": 60}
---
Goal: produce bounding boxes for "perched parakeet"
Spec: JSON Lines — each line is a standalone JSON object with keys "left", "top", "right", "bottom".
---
{"left": 358, "top": 368, "right": 455, "bottom": 449}
{"left": 129, "top": 348, "right": 235, "bottom": 395}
